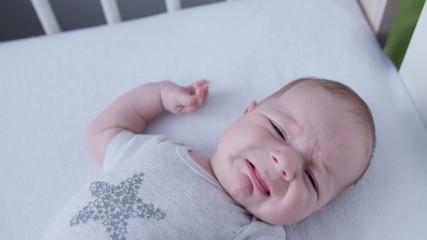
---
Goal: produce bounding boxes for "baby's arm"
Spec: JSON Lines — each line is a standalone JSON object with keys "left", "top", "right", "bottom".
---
{"left": 86, "top": 80, "right": 209, "bottom": 165}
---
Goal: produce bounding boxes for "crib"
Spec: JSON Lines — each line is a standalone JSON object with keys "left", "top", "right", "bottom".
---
{"left": 1, "top": 0, "right": 426, "bottom": 239}
{"left": 30, "top": 0, "right": 396, "bottom": 44}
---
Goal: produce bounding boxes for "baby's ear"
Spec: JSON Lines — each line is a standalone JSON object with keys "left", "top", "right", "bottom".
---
{"left": 244, "top": 101, "right": 258, "bottom": 114}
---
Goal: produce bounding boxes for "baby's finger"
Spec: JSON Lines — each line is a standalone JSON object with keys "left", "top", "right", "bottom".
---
{"left": 183, "top": 85, "right": 195, "bottom": 95}
{"left": 179, "top": 104, "right": 200, "bottom": 115}
{"left": 193, "top": 79, "right": 208, "bottom": 87}
{"left": 183, "top": 80, "right": 206, "bottom": 96}
{"left": 173, "top": 94, "right": 202, "bottom": 114}
{"left": 194, "top": 80, "right": 208, "bottom": 98}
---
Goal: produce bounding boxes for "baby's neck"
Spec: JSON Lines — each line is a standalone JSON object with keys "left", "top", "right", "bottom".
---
{"left": 188, "top": 150, "right": 215, "bottom": 177}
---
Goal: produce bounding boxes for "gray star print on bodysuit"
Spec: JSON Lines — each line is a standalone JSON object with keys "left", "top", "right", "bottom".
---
{"left": 70, "top": 172, "right": 166, "bottom": 240}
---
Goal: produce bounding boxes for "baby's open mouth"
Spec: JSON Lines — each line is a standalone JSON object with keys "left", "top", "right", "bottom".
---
{"left": 246, "top": 160, "right": 270, "bottom": 196}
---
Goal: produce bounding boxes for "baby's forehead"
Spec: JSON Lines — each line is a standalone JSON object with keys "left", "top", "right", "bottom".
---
{"left": 267, "top": 79, "right": 373, "bottom": 140}
{"left": 281, "top": 82, "right": 371, "bottom": 127}
{"left": 269, "top": 82, "right": 345, "bottom": 113}
{"left": 268, "top": 81, "right": 336, "bottom": 106}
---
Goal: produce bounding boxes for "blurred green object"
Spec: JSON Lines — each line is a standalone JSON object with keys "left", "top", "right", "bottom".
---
{"left": 385, "top": 0, "right": 426, "bottom": 69}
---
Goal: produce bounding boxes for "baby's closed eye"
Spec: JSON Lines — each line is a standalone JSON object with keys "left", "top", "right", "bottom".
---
{"left": 270, "top": 120, "right": 286, "bottom": 141}
{"left": 305, "top": 169, "right": 318, "bottom": 194}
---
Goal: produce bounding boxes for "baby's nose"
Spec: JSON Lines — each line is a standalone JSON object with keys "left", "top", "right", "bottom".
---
{"left": 270, "top": 149, "right": 302, "bottom": 181}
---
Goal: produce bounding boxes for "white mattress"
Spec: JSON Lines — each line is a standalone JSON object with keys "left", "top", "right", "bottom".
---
{"left": 1, "top": 0, "right": 427, "bottom": 239}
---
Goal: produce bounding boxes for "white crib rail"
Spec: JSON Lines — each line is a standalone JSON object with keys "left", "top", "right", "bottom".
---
{"left": 30, "top": 0, "right": 186, "bottom": 35}
{"left": 358, "top": 0, "right": 398, "bottom": 46}
{"left": 100, "top": 0, "right": 122, "bottom": 24}
{"left": 165, "top": 0, "right": 181, "bottom": 12}
{"left": 30, "top": 0, "right": 61, "bottom": 35}
{"left": 30, "top": 0, "right": 396, "bottom": 45}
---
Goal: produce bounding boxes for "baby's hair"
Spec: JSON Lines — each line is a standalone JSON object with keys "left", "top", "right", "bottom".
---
{"left": 263, "top": 77, "right": 376, "bottom": 185}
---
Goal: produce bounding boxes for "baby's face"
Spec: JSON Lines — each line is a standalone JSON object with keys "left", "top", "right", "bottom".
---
{"left": 210, "top": 82, "right": 370, "bottom": 225}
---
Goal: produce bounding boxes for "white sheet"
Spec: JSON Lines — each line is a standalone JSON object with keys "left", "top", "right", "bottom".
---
{"left": 1, "top": 0, "right": 426, "bottom": 239}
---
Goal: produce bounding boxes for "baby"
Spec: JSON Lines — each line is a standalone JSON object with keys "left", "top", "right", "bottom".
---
{"left": 42, "top": 78, "right": 375, "bottom": 239}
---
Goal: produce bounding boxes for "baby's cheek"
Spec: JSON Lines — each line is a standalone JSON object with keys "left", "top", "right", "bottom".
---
{"left": 225, "top": 174, "right": 253, "bottom": 205}
{"left": 262, "top": 187, "right": 312, "bottom": 225}
{"left": 286, "top": 189, "right": 315, "bottom": 222}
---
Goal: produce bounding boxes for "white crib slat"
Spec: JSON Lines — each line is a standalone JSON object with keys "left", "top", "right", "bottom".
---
{"left": 30, "top": 0, "right": 61, "bottom": 35}
{"left": 359, "top": 0, "right": 398, "bottom": 46}
{"left": 100, "top": 0, "right": 122, "bottom": 24}
{"left": 165, "top": 0, "right": 181, "bottom": 12}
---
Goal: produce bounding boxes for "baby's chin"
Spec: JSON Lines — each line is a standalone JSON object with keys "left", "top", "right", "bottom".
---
{"left": 253, "top": 213, "right": 298, "bottom": 226}
{"left": 244, "top": 203, "right": 305, "bottom": 226}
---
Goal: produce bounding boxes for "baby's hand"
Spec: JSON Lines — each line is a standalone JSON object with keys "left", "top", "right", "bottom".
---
{"left": 160, "top": 80, "right": 209, "bottom": 115}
